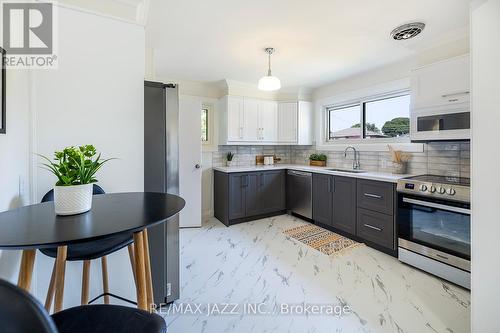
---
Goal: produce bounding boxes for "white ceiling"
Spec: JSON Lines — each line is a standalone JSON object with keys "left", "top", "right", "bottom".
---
{"left": 146, "top": 0, "right": 472, "bottom": 89}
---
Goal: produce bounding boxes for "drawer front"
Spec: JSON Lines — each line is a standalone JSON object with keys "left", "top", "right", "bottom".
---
{"left": 357, "top": 208, "right": 394, "bottom": 250}
{"left": 357, "top": 179, "right": 394, "bottom": 215}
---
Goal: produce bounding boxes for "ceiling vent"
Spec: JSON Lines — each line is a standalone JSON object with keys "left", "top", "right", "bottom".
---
{"left": 390, "top": 22, "right": 425, "bottom": 40}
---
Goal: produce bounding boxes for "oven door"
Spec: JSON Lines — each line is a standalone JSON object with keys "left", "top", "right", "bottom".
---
{"left": 398, "top": 194, "right": 470, "bottom": 271}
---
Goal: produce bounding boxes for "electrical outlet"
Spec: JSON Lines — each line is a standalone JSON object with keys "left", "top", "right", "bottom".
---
{"left": 166, "top": 282, "right": 172, "bottom": 297}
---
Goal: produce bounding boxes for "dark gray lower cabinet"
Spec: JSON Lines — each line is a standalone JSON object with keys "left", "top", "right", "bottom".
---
{"left": 357, "top": 208, "right": 394, "bottom": 250}
{"left": 260, "top": 170, "right": 286, "bottom": 214}
{"left": 214, "top": 170, "right": 286, "bottom": 226}
{"left": 228, "top": 173, "right": 246, "bottom": 220}
{"left": 333, "top": 176, "right": 357, "bottom": 234}
{"left": 312, "top": 174, "right": 356, "bottom": 235}
{"left": 312, "top": 173, "right": 333, "bottom": 226}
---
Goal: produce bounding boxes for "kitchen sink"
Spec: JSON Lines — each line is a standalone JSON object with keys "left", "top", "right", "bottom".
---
{"left": 326, "top": 168, "right": 366, "bottom": 173}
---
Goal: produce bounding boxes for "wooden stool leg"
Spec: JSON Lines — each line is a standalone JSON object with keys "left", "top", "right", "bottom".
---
{"left": 101, "top": 256, "right": 110, "bottom": 304}
{"left": 127, "top": 244, "right": 137, "bottom": 286}
{"left": 45, "top": 261, "right": 56, "bottom": 311}
{"left": 17, "top": 249, "right": 36, "bottom": 291}
{"left": 54, "top": 246, "right": 68, "bottom": 313}
{"left": 133, "top": 232, "right": 147, "bottom": 310}
{"left": 81, "top": 260, "right": 91, "bottom": 305}
{"left": 142, "top": 229, "right": 154, "bottom": 308}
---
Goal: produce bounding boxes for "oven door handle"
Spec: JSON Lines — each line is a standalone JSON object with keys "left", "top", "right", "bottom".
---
{"left": 403, "top": 197, "right": 470, "bottom": 215}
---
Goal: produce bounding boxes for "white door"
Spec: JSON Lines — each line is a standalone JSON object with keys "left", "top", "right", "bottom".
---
{"left": 179, "top": 96, "right": 202, "bottom": 227}
{"left": 259, "top": 101, "right": 278, "bottom": 142}
{"left": 278, "top": 102, "right": 298, "bottom": 143}
{"left": 243, "top": 98, "right": 260, "bottom": 141}
{"left": 227, "top": 96, "right": 243, "bottom": 141}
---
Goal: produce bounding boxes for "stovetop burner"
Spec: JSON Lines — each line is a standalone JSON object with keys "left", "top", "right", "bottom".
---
{"left": 405, "top": 174, "right": 470, "bottom": 187}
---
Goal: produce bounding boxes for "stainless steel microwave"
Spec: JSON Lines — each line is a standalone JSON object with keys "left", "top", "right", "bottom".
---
{"left": 410, "top": 103, "right": 470, "bottom": 141}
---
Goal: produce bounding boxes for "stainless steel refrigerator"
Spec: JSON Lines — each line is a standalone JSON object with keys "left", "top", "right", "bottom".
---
{"left": 144, "top": 81, "right": 180, "bottom": 304}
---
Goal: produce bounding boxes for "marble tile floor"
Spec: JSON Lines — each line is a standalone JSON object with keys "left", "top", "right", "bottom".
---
{"left": 162, "top": 215, "right": 470, "bottom": 333}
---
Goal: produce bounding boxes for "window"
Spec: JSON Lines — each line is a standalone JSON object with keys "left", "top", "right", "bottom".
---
{"left": 328, "top": 104, "right": 361, "bottom": 140}
{"left": 364, "top": 94, "right": 410, "bottom": 139}
{"left": 201, "top": 107, "right": 209, "bottom": 142}
{"left": 327, "top": 93, "right": 410, "bottom": 142}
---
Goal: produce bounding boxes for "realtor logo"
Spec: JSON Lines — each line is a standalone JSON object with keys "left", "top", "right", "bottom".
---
{"left": 1, "top": 1, "right": 58, "bottom": 68}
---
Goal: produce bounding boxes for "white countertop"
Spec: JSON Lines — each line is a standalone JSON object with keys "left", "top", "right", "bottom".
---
{"left": 213, "top": 164, "right": 412, "bottom": 183}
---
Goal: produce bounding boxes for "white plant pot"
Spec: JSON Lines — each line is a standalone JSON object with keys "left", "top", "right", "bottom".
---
{"left": 226, "top": 160, "right": 233, "bottom": 167}
{"left": 54, "top": 183, "right": 93, "bottom": 215}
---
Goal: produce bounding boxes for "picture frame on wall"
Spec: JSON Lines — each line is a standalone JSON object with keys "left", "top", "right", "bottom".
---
{"left": 0, "top": 47, "right": 5, "bottom": 134}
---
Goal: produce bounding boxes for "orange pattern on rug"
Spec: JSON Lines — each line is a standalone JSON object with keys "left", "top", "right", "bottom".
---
{"left": 283, "top": 224, "right": 362, "bottom": 256}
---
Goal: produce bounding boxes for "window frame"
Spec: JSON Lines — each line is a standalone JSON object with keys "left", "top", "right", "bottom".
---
{"left": 201, "top": 103, "right": 214, "bottom": 147}
{"left": 325, "top": 89, "right": 411, "bottom": 144}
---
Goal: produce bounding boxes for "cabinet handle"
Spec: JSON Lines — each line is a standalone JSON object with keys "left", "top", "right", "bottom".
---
{"left": 441, "top": 91, "right": 469, "bottom": 98}
{"left": 261, "top": 128, "right": 264, "bottom": 140}
{"left": 364, "top": 193, "right": 382, "bottom": 199}
{"left": 331, "top": 178, "right": 335, "bottom": 193}
{"left": 239, "top": 127, "right": 243, "bottom": 139}
{"left": 364, "top": 224, "right": 382, "bottom": 232}
{"left": 260, "top": 174, "right": 264, "bottom": 186}
{"left": 242, "top": 175, "right": 248, "bottom": 187}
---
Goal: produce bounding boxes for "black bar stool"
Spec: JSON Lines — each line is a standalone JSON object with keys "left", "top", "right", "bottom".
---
{"left": 0, "top": 278, "right": 166, "bottom": 333}
{"left": 40, "top": 185, "right": 137, "bottom": 311}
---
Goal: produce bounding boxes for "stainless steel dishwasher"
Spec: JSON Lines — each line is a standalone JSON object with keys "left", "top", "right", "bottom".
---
{"left": 286, "top": 170, "right": 312, "bottom": 219}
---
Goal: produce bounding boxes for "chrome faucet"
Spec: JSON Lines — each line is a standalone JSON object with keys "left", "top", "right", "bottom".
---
{"left": 344, "top": 146, "right": 360, "bottom": 170}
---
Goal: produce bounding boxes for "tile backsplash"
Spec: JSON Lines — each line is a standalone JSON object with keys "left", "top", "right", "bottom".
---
{"left": 210, "top": 141, "right": 470, "bottom": 178}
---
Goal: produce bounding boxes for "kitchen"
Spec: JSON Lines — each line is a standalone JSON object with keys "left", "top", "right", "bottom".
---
{"left": 198, "top": 12, "right": 472, "bottom": 332}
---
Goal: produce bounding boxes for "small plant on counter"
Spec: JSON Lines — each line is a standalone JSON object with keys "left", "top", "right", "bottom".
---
{"left": 309, "top": 153, "right": 327, "bottom": 167}
{"left": 226, "top": 151, "right": 235, "bottom": 167}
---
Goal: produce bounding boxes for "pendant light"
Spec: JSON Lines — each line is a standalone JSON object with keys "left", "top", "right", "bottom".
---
{"left": 258, "top": 47, "right": 281, "bottom": 91}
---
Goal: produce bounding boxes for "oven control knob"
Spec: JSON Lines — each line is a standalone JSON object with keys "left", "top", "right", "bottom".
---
{"left": 447, "top": 188, "right": 456, "bottom": 196}
{"left": 419, "top": 184, "right": 428, "bottom": 192}
{"left": 438, "top": 187, "right": 446, "bottom": 194}
{"left": 429, "top": 186, "right": 437, "bottom": 193}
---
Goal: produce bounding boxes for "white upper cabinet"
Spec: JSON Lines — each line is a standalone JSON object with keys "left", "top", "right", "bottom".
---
{"left": 219, "top": 96, "right": 312, "bottom": 145}
{"left": 278, "top": 102, "right": 298, "bottom": 142}
{"left": 242, "top": 98, "right": 260, "bottom": 141}
{"left": 411, "top": 54, "right": 470, "bottom": 110}
{"left": 226, "top": 96, "right": 244, "bottom": 141}
{"left": 278, "top": 101, "right": 313, "bottom": 145}
{"left": 259, "top": 100, "right": 278, "bottom": 142}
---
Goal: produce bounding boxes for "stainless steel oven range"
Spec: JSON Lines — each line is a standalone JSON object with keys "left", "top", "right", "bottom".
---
{"left": 396, "top": 175, "right": 470, "bottom": 289}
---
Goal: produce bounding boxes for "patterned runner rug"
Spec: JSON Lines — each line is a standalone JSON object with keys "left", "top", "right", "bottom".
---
{"left": 283, "top": 224, "right": 363, "bottom": 256}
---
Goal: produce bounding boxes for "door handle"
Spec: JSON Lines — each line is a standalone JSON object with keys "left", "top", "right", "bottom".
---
{"left": 195, "top": 164, "right": 201, "bottom": 169}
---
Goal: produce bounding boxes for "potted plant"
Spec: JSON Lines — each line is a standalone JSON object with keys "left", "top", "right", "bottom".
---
{"left": 226, "top": 152, "right": 235, "bottom": 167}
{"left": 39, "top": 145, "right": 113, "bottom": 215}
{"left": 309, "top": 153, "right": 327, "bottom": 167}
{"left": 388, "top": 145, "right": 411, "bottom": 174}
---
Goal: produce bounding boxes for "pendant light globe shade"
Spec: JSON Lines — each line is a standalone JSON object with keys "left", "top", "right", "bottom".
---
{"left": 258, "top": 75, "right": 281, "bottom": 91}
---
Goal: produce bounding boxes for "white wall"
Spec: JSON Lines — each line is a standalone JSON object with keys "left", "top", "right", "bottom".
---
{"left": 471, "top": 1, "right": 500, "bottom": 331}
{"left": 28, "top": 6, "right": 145, "bottom": 308}
{"left": 0, "top": 70, "right": 31, "bottom": 283}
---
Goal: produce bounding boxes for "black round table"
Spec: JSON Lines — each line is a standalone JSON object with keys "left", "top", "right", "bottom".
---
{"left": 0, "top": 192, "right": 185, "bottom": 312}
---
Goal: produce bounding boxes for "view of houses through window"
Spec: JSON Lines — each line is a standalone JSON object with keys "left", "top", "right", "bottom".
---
{"left": 327, "top": 94, "right": 410, "bottom": 141}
